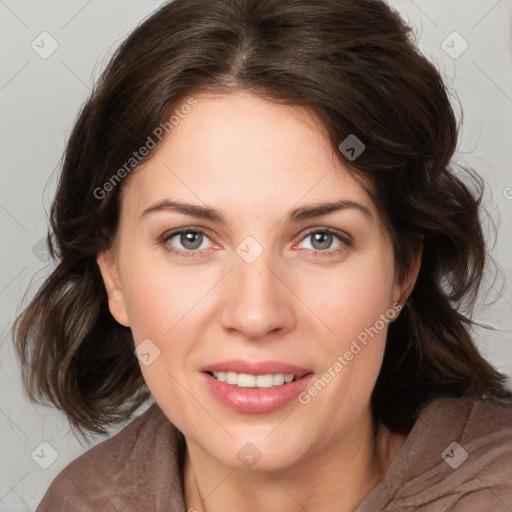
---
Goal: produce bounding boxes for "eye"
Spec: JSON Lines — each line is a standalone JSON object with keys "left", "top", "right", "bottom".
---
{"left": 296, "top": 227, "right": 352, "bottom": 256}
{"left": 160, "top": 226, "right": 352, "bottom": 259}
{"left": 162, "top": 227, "right": 215, "bottom": 257}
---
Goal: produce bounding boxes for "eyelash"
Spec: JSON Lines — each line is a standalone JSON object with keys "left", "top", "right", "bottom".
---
{"left": 161, "top": 226, "right": 352, "bottom": 259}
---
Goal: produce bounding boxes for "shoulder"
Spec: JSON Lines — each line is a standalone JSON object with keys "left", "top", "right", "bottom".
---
{"left": 36, "top": 402, "right": 185, "bottom": 512}
{"left": 446, "top": 395, "right": 512, "bottom": 510}
{"left": 429, "top": 394, "right": 512, "bottom": 469}
{"left": 405, "top": 395, "right": 512, "bottom": 511}
{"left": 463, "top": 393, "right": 512, "bottom": 432}
{"left": 358, "top": 395, "right": 512, "bottom": 512}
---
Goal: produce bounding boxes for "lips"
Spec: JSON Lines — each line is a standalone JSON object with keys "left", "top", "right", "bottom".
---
{"left": 200, "top": 359, "right": 314, "bottom": 413}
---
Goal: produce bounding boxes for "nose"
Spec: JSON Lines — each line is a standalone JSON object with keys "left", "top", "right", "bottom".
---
{"left": 219, "top": 248, "right": 297, "bottom": 341}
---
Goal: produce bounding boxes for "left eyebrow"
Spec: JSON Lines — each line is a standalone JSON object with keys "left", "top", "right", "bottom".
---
{"left": 286, "top": 200, "right": 373, "bottom": 223}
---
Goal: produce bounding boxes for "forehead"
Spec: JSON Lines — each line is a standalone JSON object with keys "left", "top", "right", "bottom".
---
{"left": 121, "top": 92, "right": 378, "bottom": 223}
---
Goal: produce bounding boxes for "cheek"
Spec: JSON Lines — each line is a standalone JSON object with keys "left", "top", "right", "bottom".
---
{"left": 119, "top": 259, "right": 210, "bottom": 412}
{"left": 312, "top": 253, "right": 396, "bottom": 343}
{"left": 118, "top": 240, "right": 206, "bottom": 339}
{"left": 122, "top": 274, "right": 173, "bottom": 342}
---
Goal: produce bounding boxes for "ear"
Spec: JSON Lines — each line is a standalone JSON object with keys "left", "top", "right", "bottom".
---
{"left": 393, "top": 243, "right": 422, "bottom": 307}
{"left": 96, "top": 249, "right": 130, "bottom": 327}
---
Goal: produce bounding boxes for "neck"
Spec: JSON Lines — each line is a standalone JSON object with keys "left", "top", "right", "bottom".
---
{"left": 183, "top": 407, "right": 406, "bottom": 512}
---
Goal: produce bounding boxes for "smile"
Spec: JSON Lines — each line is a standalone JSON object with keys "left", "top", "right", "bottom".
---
{"left": 201, "top": 360, "right": 314, "bottom": 413}
{"left": 208, "top": 371, "right": 297, "bottom": 388}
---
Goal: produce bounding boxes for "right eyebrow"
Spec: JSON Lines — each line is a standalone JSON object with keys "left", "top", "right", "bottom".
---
{"left": 140, "top": 200, "right": 227, "bottom": 224}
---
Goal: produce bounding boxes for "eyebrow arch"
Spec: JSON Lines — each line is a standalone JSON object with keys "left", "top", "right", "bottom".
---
{"left": 141, "top": 200, "right": 227, "bottom": 224}
{"left": 140, "top": 199, "right": 372, "bottom": 224}
{"left": 286, "top": 200, "right": 372, "bottom": 223}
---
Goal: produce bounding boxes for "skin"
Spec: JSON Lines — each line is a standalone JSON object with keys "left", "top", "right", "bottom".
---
{"left": 97, "top": 91, "right": 421, "bottom": 512}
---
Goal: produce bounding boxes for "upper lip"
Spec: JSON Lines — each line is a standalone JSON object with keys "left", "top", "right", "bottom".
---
{"left": 200, "top": 359, "right": 312, "bottom": 378}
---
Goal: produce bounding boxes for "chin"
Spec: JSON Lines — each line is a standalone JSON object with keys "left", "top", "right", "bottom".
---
{"left": 204, "top": 430, "right": 309, "bottom": 472}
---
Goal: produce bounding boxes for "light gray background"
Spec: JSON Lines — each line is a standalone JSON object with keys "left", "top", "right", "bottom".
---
{"left": 1, "top": 0, "right": 511, "bottom": 509}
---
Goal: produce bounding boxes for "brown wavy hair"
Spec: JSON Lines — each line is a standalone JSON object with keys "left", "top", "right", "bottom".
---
{"left": 12, "top": 0, "right": 511, "bottom": 442}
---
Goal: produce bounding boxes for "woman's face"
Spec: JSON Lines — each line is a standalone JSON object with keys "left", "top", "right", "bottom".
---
{"left": 98, "top": 91, "right": 416, "bottom": 471}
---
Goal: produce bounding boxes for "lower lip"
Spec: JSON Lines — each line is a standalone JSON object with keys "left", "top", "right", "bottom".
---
{"left": 202, "top": 372, "right": 315, "bottom": 413}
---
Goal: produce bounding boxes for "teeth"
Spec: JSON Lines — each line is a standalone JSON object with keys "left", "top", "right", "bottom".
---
{"left": 238, "top": 374, "right": 256, "bottom": 387}
{"left": 226, "top": 372, "right": 238, "bottom": 385}
{"left": 273, "top": 373, "right": 285, "bottom": 386}
{"left": 211, "top": 371, "right": 296, "bottom": 388}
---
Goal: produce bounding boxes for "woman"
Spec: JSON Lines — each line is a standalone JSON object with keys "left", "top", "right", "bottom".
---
{"left": 13, "top": 0, "right": 512, "bottom": 510}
